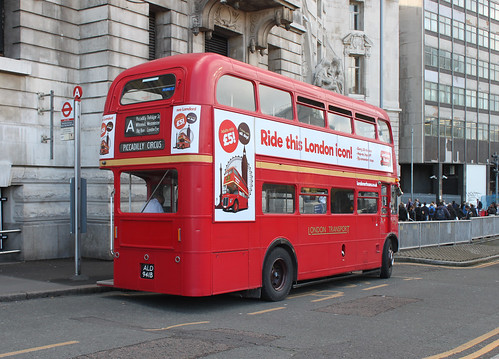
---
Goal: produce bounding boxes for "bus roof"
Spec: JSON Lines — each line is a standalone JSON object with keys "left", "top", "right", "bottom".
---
{"left": 105, "top": 53, "right": 390, "bottom": 121}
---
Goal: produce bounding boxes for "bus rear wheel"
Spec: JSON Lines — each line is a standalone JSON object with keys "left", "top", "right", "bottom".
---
{"left": 262, "top": 247, "right": 293, "bottom": 301}
{"left": 380, "top": 239, "right": 394, "bottom": 278}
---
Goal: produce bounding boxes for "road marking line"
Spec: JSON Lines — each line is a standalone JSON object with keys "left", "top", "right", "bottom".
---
{"left": 145, "top": 321, "right": 210, "bottom": 332}
{"left": 248, "top": 307, "right": 286, "bottom": 315}
{"left": 311, "top": 292, "right": 344, "bottom": 302}
{"left": 460, "top": 339, "right": 499, "bottom": 359}
{"left": 0, "top": 341, "right": 79, "bottom": 358}
{"left": 423, "top": 327, "right": 499, "bottom": 359}
{"left": 288, "top": 290, "right": 318, "bottom": 299}
{"left": 362, "top": 284, "right": 389, "bottom": 291}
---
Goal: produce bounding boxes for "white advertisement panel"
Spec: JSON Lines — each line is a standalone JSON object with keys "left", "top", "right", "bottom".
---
{"left": 213, "top": 110, "right": 394, "bottom": 222}
{"left": 254, "top": 118, "right": 393, "bottom": 172}
{"left": 214, "top": 109, "right": 256, "bottom": 222}
{"left": 99, "top": 114, "right": 116, "bottom": 159}
{"left": 171, "top": 105, "right": 201, "bottom": 154}
{"left": 466, "top": 164, "right": 486, "bottom": 204}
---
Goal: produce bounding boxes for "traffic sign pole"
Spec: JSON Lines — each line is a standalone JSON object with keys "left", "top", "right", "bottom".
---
{"left": 74, "top": 86, "right": 82, "bottom": 278}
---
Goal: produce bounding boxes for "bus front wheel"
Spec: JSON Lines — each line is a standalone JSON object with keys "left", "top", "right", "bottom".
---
{"left": 380, "top": 239, "right": 394, "bottom": 278}
{"left": 232, "top": 200, "right": 239, "bottom": 212}
{"left": 262, "top": 247, "right": 293, "bottom": 301}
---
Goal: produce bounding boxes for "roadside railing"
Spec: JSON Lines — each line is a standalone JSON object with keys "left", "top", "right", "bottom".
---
{"left": 399, "top": 216, "right": 499, "bottom": 249}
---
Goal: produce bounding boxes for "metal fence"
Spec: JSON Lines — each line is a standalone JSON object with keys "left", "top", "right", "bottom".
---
{"left": 399, "top": 216, "right": 499, "bottom": 249}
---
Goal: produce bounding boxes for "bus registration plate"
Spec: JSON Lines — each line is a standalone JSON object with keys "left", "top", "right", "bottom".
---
{"left": 140, "top": 263, "right": 154, "bottom": 279}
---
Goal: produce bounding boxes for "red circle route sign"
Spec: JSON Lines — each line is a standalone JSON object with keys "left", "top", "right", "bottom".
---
{"left": 73, "top": 85, "right": 82, "bottom": 100}
{"left": 62, "top": 101, "right": 73, "bottom": 118}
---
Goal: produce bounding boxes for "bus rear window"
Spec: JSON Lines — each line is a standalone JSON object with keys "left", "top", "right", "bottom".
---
{"left": 121, "top": 74, "right": 176, "bottom": 105}
{"left": 119, "top": 169, "right": 178, "bottom": 213}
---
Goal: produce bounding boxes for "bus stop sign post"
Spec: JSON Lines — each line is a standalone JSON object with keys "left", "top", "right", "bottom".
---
{"left": 71, "top": 85, "right": 87, "bottom": 279}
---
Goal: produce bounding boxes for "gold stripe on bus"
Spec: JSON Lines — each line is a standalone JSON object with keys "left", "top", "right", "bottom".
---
{"left": 256, "top": 161, "right": 397, "bottom": 183}
{"left": 100, "top": 154, "right": 213, "bottom": 167}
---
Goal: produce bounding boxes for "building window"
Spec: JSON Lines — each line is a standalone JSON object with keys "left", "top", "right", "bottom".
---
{"left": 478, "top": 123, "right": 488, "bottom": 141}
{"left": 466, "top": 0, "right": 477, "bottom": 12}
{"left": 425, "top": 46, "right": 439, "bottom": 67}
{"left": 350, "top": 2, "right": 363, "bottom": 31}
{"left": 478, "top": 0, "right": 489, "bottom": 17}
{"left": 425, "top": 117, "right": 438, "bottom": 136}
{"left": 478, "top": 91, "right": 489, "bottom": 110}
{"left": 439, "top": 16, "right": 452, "bottom": 37}
{"left": 439, "top": 49, "right": 452, "bottom": 71}
{"left": 453, "top": 20, "right": 465, "bottom": 41}
{"left": 439, "top": 84, "right": 452, "bottom": 104}
{"left": 491, "top": 32, "right": 499, "bottom": 51}
{"left": 347, "top": 55, "right": 364, "bottom": 94}
{"left": 453, "top": 0, "right": 465, "bottom": 7}
{"left": 453, "top": 87, "right": 465, "bottom": 106}
{"left": 453, "top": 120, "right": 465, "bottom": 138}
{"left": 491, "top": 94, "right": 499, "bottom": 112}
{"left": 466, "top": 24, "right": 477, "bottom": 44}
{"left": 466, "top": 122, "right": 477, "bottom": 140}
{"left": 466, "top": 57, "right": 477, "bottom": 76}
{"left": 466, "top": 89, "right": 477, "bottom": 108}
{"left": 478, "top": 60, "right": 489, "bottom": 79}
{"left": 453, "top": 54, "right": 465, "bottom": 73}
{"left": 149, "top": 11, "right": 157, "bottom": 60}
{"left": 425, "top": 11, "right": 438, "bottom": 33}
{"left": 478, "top": 28, "right": 489, "bottom": 48}
{"left": 492, "top": 2, "right": 499, "bottom": 21}
{"left": 425, "top": 81, "right": 439, "bottom": 102}
{"left": 439, "top": 118, "right": 452, "bottom": 137}
{"left": 206, "top": 33, "right": 228, "bottom": 56}
{"left": 491, "top": 63, "right": 499, "bottom": 81}
{"left": 491, "top": 124, "right": 499, "bottom": 142}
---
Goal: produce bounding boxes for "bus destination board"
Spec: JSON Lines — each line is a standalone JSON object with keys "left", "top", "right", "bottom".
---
{"left": 125, "top": 113, "right": 160, "bottom": 137}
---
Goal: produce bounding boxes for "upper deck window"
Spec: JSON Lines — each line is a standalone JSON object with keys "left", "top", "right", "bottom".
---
{"left": 259, "top": 84, "right": 293, "bottom": 120}
{"left": 121, "top": 74, "right": 176, "bottom": 105}
{"left": 216, "top": 75, "right": 255, "bottom": 111}
{"left": 378, "top": 119, "right": 392, "bottom": 143}
{"left": 297, "top": 96, "right": 325, "bottom": 127}
{"left": 354, "top": 114, "right": 376, "bottom": 139}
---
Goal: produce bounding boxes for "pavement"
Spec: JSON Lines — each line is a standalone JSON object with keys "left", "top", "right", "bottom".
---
{"left": 0, "top": 239, "right": 498, "bottom": 303}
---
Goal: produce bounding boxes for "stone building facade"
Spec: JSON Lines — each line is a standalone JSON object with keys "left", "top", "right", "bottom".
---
{"left": 0, "top": 0, "right": 399, "bottom": 260}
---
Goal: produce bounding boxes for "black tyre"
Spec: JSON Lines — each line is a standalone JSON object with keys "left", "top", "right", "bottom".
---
{"left": 380, "top": 239, "right": 394, "bottom": 278}
{"left": 233, "top": 200, "right": 239, "bottom": 213}
{"left": 261, "top": 247, "right": 293, "bottom": 301}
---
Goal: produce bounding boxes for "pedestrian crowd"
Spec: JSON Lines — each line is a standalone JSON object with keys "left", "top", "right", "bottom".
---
{"left": 398, "top": 198, "right": 498, "bottom": 221}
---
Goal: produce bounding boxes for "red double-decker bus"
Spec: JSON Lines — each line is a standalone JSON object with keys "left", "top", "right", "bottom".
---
{"left": 221, "top": 166, "right": 249, "bottom": 212}
{"left": 100, "top": 53, "right": 400, "bottom": 301}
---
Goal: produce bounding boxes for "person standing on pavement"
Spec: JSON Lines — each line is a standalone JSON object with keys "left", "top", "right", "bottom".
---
{"left": 399, "top": 202, "right": 408, "bottom": 221}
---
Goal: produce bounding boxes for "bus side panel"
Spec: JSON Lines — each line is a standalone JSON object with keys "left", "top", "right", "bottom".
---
{"left": 212, "top": 250, "right": 249, "bottom": 294}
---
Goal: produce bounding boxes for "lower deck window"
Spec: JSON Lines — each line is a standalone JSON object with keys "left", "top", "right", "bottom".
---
{"left": 299, "top": 187, "right": 328, "bottom": 214}
{"left": 357, "top": 191, "right": 378, "bottom": 214}
{"left": 331, "top": 188, "right": 354, "bottom": 213}
{"left": 119, "top": 169, "right": 178, "bottom": 213}
{"left": 262, "top": 184, "right": 295, "bottom": 213}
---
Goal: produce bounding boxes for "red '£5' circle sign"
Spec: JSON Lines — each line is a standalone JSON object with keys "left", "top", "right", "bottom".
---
{"left": 218, "top": 120, "right": 238, "bottom": 153}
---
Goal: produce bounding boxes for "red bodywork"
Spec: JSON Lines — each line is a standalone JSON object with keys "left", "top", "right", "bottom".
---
{"left": 100, "top": 53, "right": 399, "bottom": 297}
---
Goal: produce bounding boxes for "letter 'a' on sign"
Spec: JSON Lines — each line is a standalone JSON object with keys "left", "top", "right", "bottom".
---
{"left": 73, "top": 85, "right": 82, "bottom": 100}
